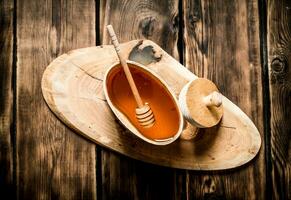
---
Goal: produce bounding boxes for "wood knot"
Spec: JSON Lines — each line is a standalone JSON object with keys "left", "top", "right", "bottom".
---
{"left": 203, "top": 177, "right": 222, "bottom": 199}
{"left": 139, "top": 17, "right": 157, "bottom": 37}
{"left": 271, "top": 58, "right": 285, "bottom": 73}
{"left": 271, "top": 58, "right": 288, "bottom": 84}
{"left": 188, "top": 13, "right": 201, "bottom": 28}
{"left": 204, "top": 178, "right": 212, "bottom": 188}
{"left": 189, "top": 14, "right": 200, "bottom": 23}
{"left": 203, "top": 177, "right": 216, "bottom": 193}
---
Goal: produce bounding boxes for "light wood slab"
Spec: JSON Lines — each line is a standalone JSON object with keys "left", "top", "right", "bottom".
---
{"left": 41, "top": 40, "right": 261, "bottom": 170}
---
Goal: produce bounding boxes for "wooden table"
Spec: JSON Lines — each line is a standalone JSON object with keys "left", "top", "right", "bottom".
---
{"left": 0, "top": 0, "right": 290, "bottom": 199}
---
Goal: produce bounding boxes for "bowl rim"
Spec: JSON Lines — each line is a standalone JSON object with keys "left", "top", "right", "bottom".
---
{"left": 103, "top": 60, "right": 184, "bottom": 145}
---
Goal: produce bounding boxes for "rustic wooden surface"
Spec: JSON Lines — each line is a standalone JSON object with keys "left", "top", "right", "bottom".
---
{"left": 0, "top": 0, "right": 14, "bottom": 197}
{"left": 0, "top": 0, "right": 289, "bottom": 199}
{"left": 16, "top": 0, "right": 97, "bottom": 199}
{"left": 268, "top": 0, "right": 291, "bottom": 199}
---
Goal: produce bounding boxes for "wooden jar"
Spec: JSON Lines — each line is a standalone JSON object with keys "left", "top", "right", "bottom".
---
{"left": 179, "top": 78, "right": 224, "bottom": 139}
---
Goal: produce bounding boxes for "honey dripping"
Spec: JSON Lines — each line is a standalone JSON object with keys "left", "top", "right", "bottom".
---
{"left": 107, "top": 64, "right": 180, "bottom": 140}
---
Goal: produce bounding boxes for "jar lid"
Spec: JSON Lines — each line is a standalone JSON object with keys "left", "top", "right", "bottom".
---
{"left": 179, "top": 78, "right": 223, "bottom": 128}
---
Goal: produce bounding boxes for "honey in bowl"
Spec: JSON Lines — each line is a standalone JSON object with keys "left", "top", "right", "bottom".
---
{"left": 106, "top": 63, "right": 181, "bottom": 141}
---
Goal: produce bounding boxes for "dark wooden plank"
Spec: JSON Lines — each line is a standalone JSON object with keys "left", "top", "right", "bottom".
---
{"left": 101, "top": 153, "right": 185, "bottom": 200}
{"left": 0, "top": 0, "right": 14, "bottom": 197}
{"left": 183, "top": 0, "right": 265, "bottom": 199}
{"left": 16, "top": 0, "right": 97, "bottom": 199}
{"left": 99, "top": 0, "right": 185, "bottom": 199}
{"left": 100, "top": 0, "right": 180, "bottom": 60}
{"left": 268, "top": 0, "right": 291, "bottom": 199}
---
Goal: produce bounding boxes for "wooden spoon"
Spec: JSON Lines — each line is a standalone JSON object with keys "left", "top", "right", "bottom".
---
{"left": 106, "top": 25, "right": 155, "bottom": 128}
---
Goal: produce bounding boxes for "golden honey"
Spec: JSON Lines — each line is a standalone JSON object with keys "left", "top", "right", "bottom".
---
{"left": 106, "top": 63, "right": 180, "bottom": 140}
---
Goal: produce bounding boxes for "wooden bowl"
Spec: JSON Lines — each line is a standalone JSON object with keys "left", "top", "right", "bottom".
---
{"left": 103, "top": 60, "right": 184, "bottom": 145}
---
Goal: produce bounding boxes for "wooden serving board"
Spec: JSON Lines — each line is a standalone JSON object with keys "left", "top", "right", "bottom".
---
{"left": 41, "top": 40, "right": 261, "bottom": 170}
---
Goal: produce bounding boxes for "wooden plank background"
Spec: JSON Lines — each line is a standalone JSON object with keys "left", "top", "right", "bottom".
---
{"left": 268, "top": 0, "right": 291, "bottom": 199}
{"left": 0, "top": 0, "right": 14, "bottom": 197}
{"left": 16, "top": 0, "right": 96, "bottom": 199}
{"left": 0, "top": 0, "right": 289, "bottom": 199}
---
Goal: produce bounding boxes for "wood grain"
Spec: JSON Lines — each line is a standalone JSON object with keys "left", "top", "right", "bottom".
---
{"left": 16, "top": 0, "right": 96, "bottom": 198}
{"left": 101, "top": 153, "right": 186, "bottom": 200}
{"left": 99, "top": 0, "right": 184, "bottom": 199}
{"left": 101, "top": 0, "right": 180, "bottom": 60}
{"left": 0, "top": 0, "right": 14, "bottom": 197}
{"left": 183, "top": 0, "right": 265, "bottom": 199}
{"left": 268, "top": 0, "right": 291, "bottom": 199}
{"left": 0, "top": 0, "right": 287, "bottom": 198}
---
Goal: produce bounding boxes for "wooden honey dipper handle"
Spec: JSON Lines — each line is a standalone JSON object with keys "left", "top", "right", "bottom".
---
{"left": 203, "top": 91, "right": 222, "bottom": 107}
{"left": 106, "top": 25, "right": 144, "bottom": 108}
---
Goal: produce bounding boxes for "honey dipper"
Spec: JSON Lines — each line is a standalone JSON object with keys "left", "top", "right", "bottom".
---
{"left": 106, "top": 25, "right": 155, "bottom": 128}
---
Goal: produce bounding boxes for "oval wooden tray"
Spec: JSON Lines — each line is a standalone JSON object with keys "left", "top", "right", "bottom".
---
{"left": 41, "top": 40, "right": 261, "bottom": 170}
